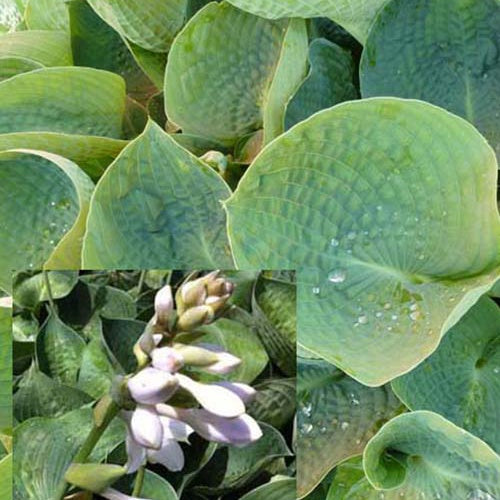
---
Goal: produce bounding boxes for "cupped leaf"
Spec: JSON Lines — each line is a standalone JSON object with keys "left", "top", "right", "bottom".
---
{"left": 0, "top": 132, "right": 127, "bottom": 180}
{"left": 165, "top": 2, "right": 308, "bottom": 146}
{"left": 285, "top": 38, "right": 357, "bottom": 130}
{"left": 226, "top": 0, "right": 388, "bottom": 43}
{"left": 36, "top": 313, "right": 86, "bottom": 385}
{"left": 0, "top": 302, "right": 12, "bottom": 433}
{"left": 0, "top": 67, "right": 126, "bottom": 137}
{"left": 77, "top": 338, "right": 115, "bottom": 398}
{"left": 392, "top": 296, "right": 500, "bottom": 452}
{"left": 226, "top": 98, "right": 500, "bottom": 386}
{"left": 360, "top": 0, "right": 500, "bottom": 157}
{"left": 0, "top": 56, "right": 42, "bottom": 81}
{"left": 13, "top": 408, "right": 126, "bottom": 500}
{"left": 87, "top": 0, "right": 187, "bottom": 52}
{"left": 0, "top": 150, "right": 94, "bottom": 292}
{"left": 83, "top": 120, "right": 233, "bottom": 268}
{"left": 25, "top": 0, "right": 69, "bottom": 31}
{"left": 114, "top": 469, "right": 178, "bottom": 500}
{"left": 239, "top": 477, "right": 296, "bottom": 500}
{"left": 195, "top": 318, "right": 268, "bottom": 383}
{"left": 297, "top": 359, "right": 403, "bottom": 498}
{"left": 0, "top": 30, "right": 72, "bottom": 67}
{"left": 252, "top": 276, "right": 296, "bottom": 376}
{"left": 363, "top": 411, "right": 500, "bottom": 498}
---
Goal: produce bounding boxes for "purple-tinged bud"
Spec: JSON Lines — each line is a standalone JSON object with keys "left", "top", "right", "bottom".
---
{"left": 130, "top": 405, "right": 163, "bottom": 449}
{"left": 151, "top": 347, "right": 184, "bottom": 373}
{"left": 214, "top": 382, "right": 257, "bottom": 404}
{"left": 127, "top": 367, "right": 178, "bottom": 405}
{"left": 193, "top": 343, "right": 241, "bottom": 374}
{"left": 177, "top": 374, "right": 245, "bottom": 418}
{"left": 125, "top": 432, "right": 146, "bottom": 474}
{"left": 177, "top": 305, "right": 214, "bottom": 331}
{"left": 154, "top": 284, "right": 173, "bottom": 326}
{"left": 171, "top": 343, "right": 219, "bottom": 367}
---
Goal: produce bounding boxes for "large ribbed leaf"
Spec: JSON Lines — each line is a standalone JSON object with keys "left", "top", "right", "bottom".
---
{"left": 226, "top": 0, "right": 388, "bottom": 43}
{"left": 360, "top": 0, "right": 500, "bottom": 157}
{"left": 363, "top": 411, "right": 500, "bottom": 499}
{"left": 297, "top": 359, "right": 403, "bottom": 498}
{"left": 0, "top": 56, "right": 42, "bottom": 81}
{"left": 0, "top": 30, "right": 72, "bottom": 67}
{"left": 13, "top": 408, "right": 126, "bottom": 500}
{"left": 0, "top": 67, "right": 126, "bottom": 137}
{"left": 0, "top": 454, "right": 12, "bottom": 500}
{"left": 285, "top": 38, "right": 357, "bottom": 130}
{"left": 226, "top": 98, "right": 500, "bottom": 386}
{"left": 83, "top": 120, "right": 233, "bottom": 268}
{"left": 392, "top": 296, "right": 500, "bottom": 452}
{"left": 165, "top": 2, "right": 308, "bottom": 146}
{"left": 87, "top": 0, "right": 187, "bottom": 52}
{"left": 114, "top": 470, "right": 178, "bottom": 500}
{"left": 25, "top": 0, "right": 69, "bottom": 31}
{"left": 0, "top": 302, "right": 12, "bottom": 433}
{"left": 0, "top": 151, "right": 94, "bottom": 292}
{"left": 239, "top": 477, "right": 296, "bottom": 500}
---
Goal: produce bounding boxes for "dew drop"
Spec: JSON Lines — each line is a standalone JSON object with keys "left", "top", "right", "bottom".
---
{"left": 493, "top": 367, "right": 499, "bottom": 374}
{"left": 331, "top": 238, "right": 340, "bottom": 247}
{"left": 384, "top": 303, "right": 391, "bottom": 310}
{"left": 418, "top": 254, "right": 425, "bottom": 260}
{"left": 302, "top": 403, "right": 312, "bottom": 417}
{"left": 376, "top": 205, "right": 382, "bottom": 211}
{"left": 347, "top": 231, "right": 356, "bottom": 240}
{"left": 409, "top": 311, "right": 421, "bottom": 321}
{"left": 320, "top": 426, "right": 327, "bottom": 434}
{"left": 341, "top": 422, "right": 349, "bottom": 430}
{"left": 328, "top": 269, "right": 347, "bottom": 283}
{"left": 391, "top": 314, "right": 398, "bottom": 321}
{"left": 302, "top": 423, "right": 313, "bottom": 434}
{"left": 50, "top": 201, "right": 56, "bottom": 207}
{"left": 312, "top": 286, "right": 320, "bottom": 295}
{"left": 375, "top": 311, "right": 383, "bottom": 318}
{"left": 358, "top": 315, "right": 368, "bottom": 325}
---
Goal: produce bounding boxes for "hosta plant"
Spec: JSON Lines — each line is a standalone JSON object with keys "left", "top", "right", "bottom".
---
{"left": 11, "top": 270, "right": 296, "bottom": 500}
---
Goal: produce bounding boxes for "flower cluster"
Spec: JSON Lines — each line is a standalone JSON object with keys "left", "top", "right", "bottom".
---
{"left": 121, "top": 272, "right": 262, "bottom": 474}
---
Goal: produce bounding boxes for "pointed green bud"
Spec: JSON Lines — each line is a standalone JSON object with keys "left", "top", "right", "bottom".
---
{"left": 171, "top": 343, "right": 220, "bottom": 366}
{"left": 176, "top": 305, "right": 214, "bottom": 331}
{"left": 65, "top": 463, "right": 126, "bottom": 493}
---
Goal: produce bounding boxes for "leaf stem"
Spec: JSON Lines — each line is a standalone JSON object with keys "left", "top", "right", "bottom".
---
{"left": 132, "top": 466, "right": 145, "bottom": 496}
{"left": 42, "top": 270, "right": 57, "bottom": 316}
{"left": 136, "top": 270, "right": 147, "bottom": 300}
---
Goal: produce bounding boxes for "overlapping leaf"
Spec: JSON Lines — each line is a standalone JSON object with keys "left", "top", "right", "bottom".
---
{"left": 83, "top": 121, "right": 234, "bottom": 268}
{"left": 25, "top": 0, "right": 69, "bottom": 31}
{"left": 165, "top": 2, "right": 308, "bottom": 146}
{"left": 0, "top": 151, "right": 94, "bottom": 292}
{"left": 0, "top": 302, "right": 12, "bottom": 433}
{"left": 226, "top": 98, "right": 500, "bottom": 386}
{"left": 360, "top": 0, "right": 500, "bottom": 157}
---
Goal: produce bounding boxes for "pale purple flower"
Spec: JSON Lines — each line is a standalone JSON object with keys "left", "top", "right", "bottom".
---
{"left": 194, "top": 343, "right": 242, "bottom": 374}
{"left": 130, "top": 405, "right": 163, "bottom": 449}
{"left": 151, "top": 346, "right": 184, "bottom": 373}
{"left": 176, "top": 373, "right": 245, "bottom": 418}
{"left": 214, "top": 382, "right": 257, "bottom": 404}
{"left": 154, "top": 284, "right": 173, "bottom": 325}
{"left": 127, "top": 367, "right": 178, "bottom": 404}
{"left": 101, "top": 488, "right": 149, "bottom": 500}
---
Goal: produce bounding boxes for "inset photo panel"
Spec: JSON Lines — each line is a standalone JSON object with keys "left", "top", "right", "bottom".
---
{"left": 10, "top": 270, "right": 296, "bottom": 500}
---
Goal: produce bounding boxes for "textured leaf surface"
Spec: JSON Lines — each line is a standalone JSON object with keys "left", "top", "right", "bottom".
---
{"left": 87, "top": 0, "right": 187, "bottom": 52}
{"left": 0, "top": 304, "right": 11, "bottom": 433}
{"left": 25, "top": 0, "right": 69, "bottom": 31}
{"left": 226, "top": 98, "right": 500, "bottom": 386}
{"left": 0, "top": 67, "right": 126, "bottom": 137}
{"left": 226, "top": 0, "right": 388, "bottom": 43}
{"left": 297, "top": 359, "right": 402, "bottom": 498}
{"left": 360, "top": 0, "right": 500, "bottom": 157}
{"left": 13, "top": 408, "right": 125, "bottom": 500}
{"left": 239, "top": 477, "right": 296, "bottom": 500}
{"left": 0, "top": 151, "right": 94, "bottom": 292}
{"left": 165, "top": 2, "right": 308, "bottom": 146}
{"left": 0, "top": 56, "right": 42, "bottom": 81}
{"left": 363, "top": 411, "right": 500, "bottom": 498}
{"left": 77, "top": 338, "right": 115, "bottom": 398}
{"left": 83, "top": 121, "right": 233, "bottom": 268}
{"left": 0, "top": 454, "right": 12, "bottom": 500}
{"left": 285, "top": 38, "right": 357, "bottom": 130}
{"left": 392, "top": 297, "right": 500, "bottom": 452}
{"left": 115, "top": 470, "right": 178, "bottom": 500}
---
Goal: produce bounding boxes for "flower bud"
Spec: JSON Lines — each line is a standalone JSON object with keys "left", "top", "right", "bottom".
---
{"left": 214, "top": 382, "right": 257, "bottom": 404}
{"left": 177, "top": 305, "right": 214, "bottom": 331}
{"left": 177, "top": 374, "right": 245, "bottom": 418}
{"left": 127, "top": 367, "right": 179, "bottom": 405}
{"left": 206, "top": 278, "right": 234, "bottom": 296}
{"left": 101, "top": 488, "right": 149, "bottom": 500}
{"left": 154, "top": 284, "right": 173, "bottom": 326}
{"left": 151, "top": 347, "right": 184, "bottom": 373}
{"left": 130, "top": 405, "right": 163, "bottom": 449}
{"left": 180, "top": 279, "right": 207, "bottom": 308}
{"left": 191, "top": 343, "right": 241, "bottom": 374}
{"left": 171, "top": 343, "right": 220, "bottom": 366}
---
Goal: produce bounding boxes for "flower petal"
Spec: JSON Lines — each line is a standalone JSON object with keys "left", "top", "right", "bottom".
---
{"left": 214, "top": 382, "right": 257, "bottom": 404}
{"left": 101, "top": 487, "right": 149, "bottom": 500}
{"left": 147, "top": 438, "right": 185, "bottom": 472}
{"left": 155, "top": 284, "right": 173, "bottom": 325}
{"left": 151, "top": 346, "right": 184, "bottom": 373}
{"left": 177, "top": 373, "right": 245, "bottom": 418}
{"left": 125, "top": 433, "right": 146, "bottom": 474}
{"left": 160, "top": 416, "right": 194, "bottom": 442}
{"left": 130, "top": 405, "right": 163, "bottom": 449}
{"left": 127, "top": 367, "right": 179, "bottom": 404}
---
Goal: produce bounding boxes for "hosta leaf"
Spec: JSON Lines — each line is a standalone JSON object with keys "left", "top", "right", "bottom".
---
{"left": 87, "top": 0, "right": 187, "bottom": 52}
{"left": 13, "top": 271, "right": 78, "bottom": 309}
{"left": 226, "top": 0, "right": 388, "bottom": 43}
{"left": 0, "top": 132, "right": 127, "bottom": 180}
{"left": 0, "top": 30, "right": 72, "bottom": 67}
{"left": 0, "top": 56, "right": 42, "bottom": 81}
{"left": 68, "top": 0, "right": 156, "bottom": 102}
{"left": 25, "top": 0, "right": 69, "bottom": 31}
{"left": 0, "top": 151, "right": 94, "bottom": 292}
{"left": 114, "top": 470, "right": 178, "bottom": 500}
{"left": 165, "top": 2, "right": 308, "bottom": 146}
{"left": 297, "top": 359, "right": 403, "bottom": 498}
{"left": 285, "top": 38, "right": 357, "bottom": 130}
{"left": 247, "top": 378, "right": 296, "bottom": 429}
{"left": 226, "top": 98, "right": 500, "bottom": 386}
{"left": 13, "top": 365, "right": 91, "bottom": 421}
{"left": 195, "top": 318, "right": 268, "bottom": 383}
{"left": 240, "top": 477, "right": 296, "bottom": 500}
{"left": 363, "top": 411, "right": 500, "bottom": 499}
{"left": 125, "top": 39, "right": 167, "bottom": 90}
{"left": 83, "top": 120, "right": 233, "bottom": 268}
{"left": 36, "top": 313, "right": 86, "bottom": 385}
{"left": 13, "top": 408, "right": 126, "bottom": 500}
{"left": 252, "top": 276, "right": 296, "bottom": 376}
{"left": 0, "top": 67, "right": 126, "bottom": 137}
{"left": 360, "top": 0, "right": 500, "bottom": 157}
{"left": 0, "top": 303, "right": 12, "bottom": 433}
{"left": 0, "top": 454, "right": 12, "bottom": 500}
{"left": 392, "top": 296, "right": 500, "bottom": 452}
